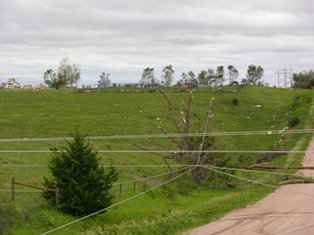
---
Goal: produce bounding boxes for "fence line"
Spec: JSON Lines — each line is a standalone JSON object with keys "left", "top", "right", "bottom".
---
{"left": 11, "top": 177, "right": 58, "bottom": 205}
{"left": 40, "top": 167, "right": 193, "bottom": 235}
{"left": 4, "top": 168, "right": 186, "bottom": 197}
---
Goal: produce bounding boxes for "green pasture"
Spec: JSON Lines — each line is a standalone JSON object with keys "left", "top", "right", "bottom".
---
{"left": 0, "top": 86, "right": 313, "bottom": 234}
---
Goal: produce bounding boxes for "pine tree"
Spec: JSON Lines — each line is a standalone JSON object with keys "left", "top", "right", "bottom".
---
{"left": 43, "top": 133, "right": 118, "bottom": 216}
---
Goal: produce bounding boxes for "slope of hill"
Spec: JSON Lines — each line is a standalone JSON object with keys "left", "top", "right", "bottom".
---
{"left": 0, "top": 86, "right": 313, "bottom": 234}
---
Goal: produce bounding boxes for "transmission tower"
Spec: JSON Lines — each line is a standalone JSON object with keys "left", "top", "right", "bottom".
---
{"left": 275, "top": 68, "right": 293, "bottom": 88}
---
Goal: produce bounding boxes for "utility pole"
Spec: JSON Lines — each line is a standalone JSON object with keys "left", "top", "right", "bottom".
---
{"left": 275, "top": 68, "right": 293, "bottom": 88}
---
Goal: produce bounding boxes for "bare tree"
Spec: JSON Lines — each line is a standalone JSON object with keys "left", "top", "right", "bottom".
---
{"left": 158, "top": 89, "right": 214, "bottom": 184}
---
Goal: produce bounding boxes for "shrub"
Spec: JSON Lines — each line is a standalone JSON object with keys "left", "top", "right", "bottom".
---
{"left": 0, "top": 197, "right": 22, "bottom": 234}
{"left": 43, "top": 132, "right": 118, "bottom": 216}
{"left": 232, "top": 98, "right": 239, "bottom": 105}
{"left": 288, "top": 116, "right": 300, "bottom": 128}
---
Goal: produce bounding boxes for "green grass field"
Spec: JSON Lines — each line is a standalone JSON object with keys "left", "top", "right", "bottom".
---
{"left": 0, "top": 86, "right": 313, "bottom": 234}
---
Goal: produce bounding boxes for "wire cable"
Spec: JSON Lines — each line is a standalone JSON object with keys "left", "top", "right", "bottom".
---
{"left": 0, "top": 164, "right": 192, "bottom": 168}
{"left": 207, "top": 165, "right": 310, "bottom": 178}
{"left": 113, "top": 167, "right": 189, "bottom": 186}
{"left": 1, "top": 150, "right": 312, "bottom": 153}
{"left": 0, "top": 167, "right": 190, "bottom": 193}
{"left": 0, "top": 129, "right": 313, "bottom": 142}
{"left": 40, "top": 167, "right": 192, "bottom": 235}
{"left": 1, "top": 164, "right": 310, "bottom": 192}
{"left": 203, "top": 165, "right": 314, "bottom": 198}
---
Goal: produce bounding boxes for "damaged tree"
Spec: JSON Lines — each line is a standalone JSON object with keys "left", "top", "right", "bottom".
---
{"left": 158, "top": 89, "right": 214, "bottom": 184}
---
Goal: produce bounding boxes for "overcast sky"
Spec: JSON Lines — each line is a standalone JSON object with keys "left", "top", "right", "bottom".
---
{"left": 1, "top": 0, "right": 314, "bottom": 86}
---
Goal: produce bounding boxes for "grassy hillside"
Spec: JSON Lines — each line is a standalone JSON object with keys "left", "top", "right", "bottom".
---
{"left": 0, "top": 86, "right": 313, "bottom": 234}
{"left": 0, "top": 86, "right": 304, "bottom": 138}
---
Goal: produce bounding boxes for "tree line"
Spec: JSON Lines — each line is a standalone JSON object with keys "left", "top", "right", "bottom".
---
{"left": 140, "top": 64, "right": 264, "bottom": 87}
{"left": 43, "top": 58, "right": 266, "bottom": 89}
{"left": 292, "top": 70, "right": 314, "bottom": 89}
{"left": 43, "top": 57, "right": 80, "bottom": 89}
{"left": 42, "top": 57, "right": 314, "bottom": 90}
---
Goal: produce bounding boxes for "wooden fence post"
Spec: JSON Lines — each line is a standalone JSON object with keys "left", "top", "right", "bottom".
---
{"left": 119, "top": 184, "right": 122, "bottom": 196}
{"left": 133, "top": 182, "right": 136, "bottom": 193}
{"left": 10, "top": 178, "right": 57, "bottom": 203}
{"left": 11, "top": 177, "right": 15, "bottom": 202}
{"left": 55, "top": 188, "right": 59, "bottom": 206}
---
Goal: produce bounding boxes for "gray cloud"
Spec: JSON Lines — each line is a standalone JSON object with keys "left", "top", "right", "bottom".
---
{"left": 1, "top": 0, "right": 314, "bottom": 85}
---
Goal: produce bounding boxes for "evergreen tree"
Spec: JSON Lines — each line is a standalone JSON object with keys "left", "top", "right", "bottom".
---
{"left": 43, "top": 132, "right": 118, "bottom": 216}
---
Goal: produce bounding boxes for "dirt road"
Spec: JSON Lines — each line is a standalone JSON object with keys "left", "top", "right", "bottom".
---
{"left": 188, "top": 135, "right": 314, "bottom": 235}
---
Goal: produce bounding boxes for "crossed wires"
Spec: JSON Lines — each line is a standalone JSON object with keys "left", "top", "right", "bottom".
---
{"left": 0, "top": 124, "right": 312, "bottom": 233}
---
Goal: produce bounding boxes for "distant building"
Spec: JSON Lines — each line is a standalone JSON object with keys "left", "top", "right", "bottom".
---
{"left": 0, "top": 78, "right": 47, "bottom": 90}
{"left": 3, "top": 78, "right": 21, "bottom": 89}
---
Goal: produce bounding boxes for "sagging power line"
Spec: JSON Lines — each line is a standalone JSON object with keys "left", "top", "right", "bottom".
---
{"left": 40, "top": 167, "right": 193, "bottom": 235}
{"left": 0, "top": 128, "right": 313, "bottom": 142}
{"left": 0, "top": 150, "right": 313, "bottom": 153}
{"left": 203, "top": 165, "right": 314, "bottom": 198}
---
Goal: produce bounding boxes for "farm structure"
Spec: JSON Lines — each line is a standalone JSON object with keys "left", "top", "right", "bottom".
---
{"left": 0, "top": 78, "right": 46, "bottom": 90}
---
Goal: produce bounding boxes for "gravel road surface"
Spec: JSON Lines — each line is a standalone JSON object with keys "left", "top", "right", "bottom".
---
{"left": 188, "top": 135, "right": 314, "bottom": 235}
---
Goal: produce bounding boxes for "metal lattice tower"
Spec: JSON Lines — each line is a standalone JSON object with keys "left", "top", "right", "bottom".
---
{"left": 275, "top": 68, "right": 293, "bottom": 88}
